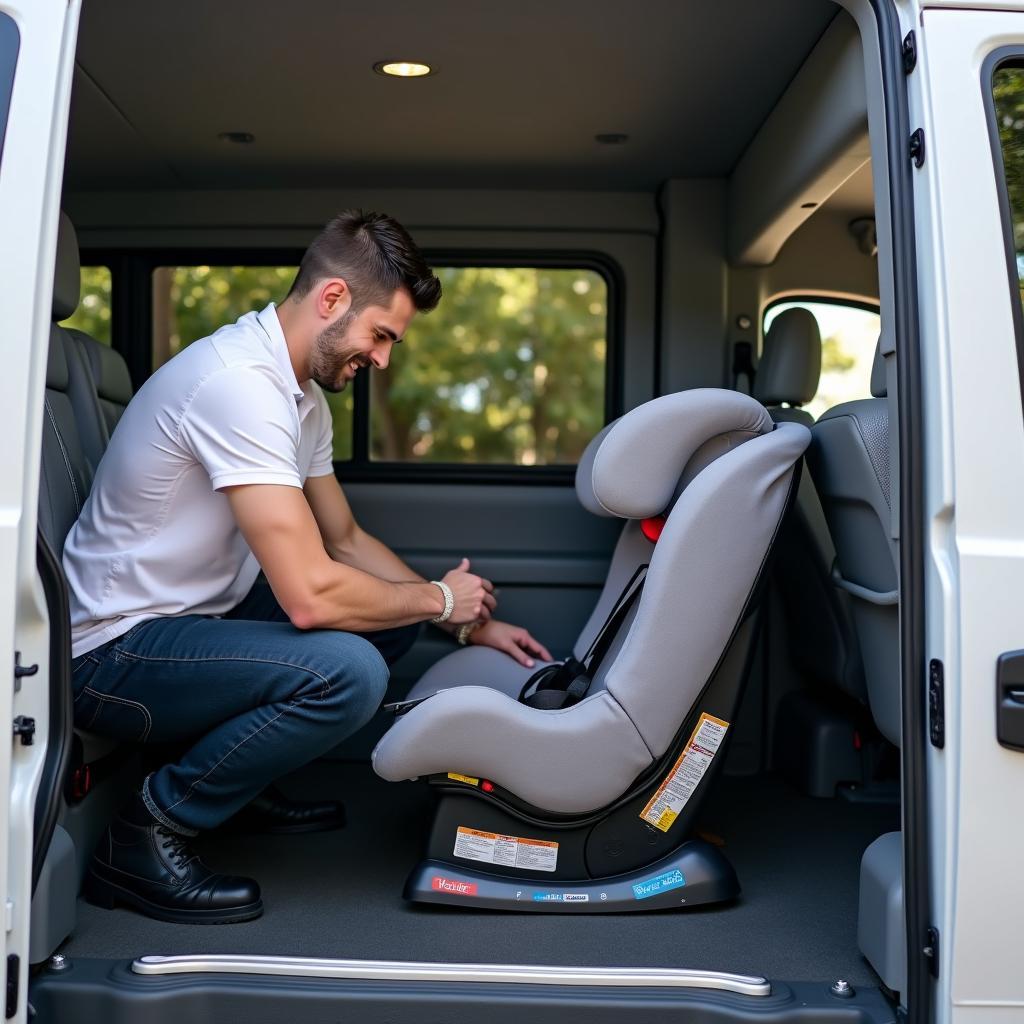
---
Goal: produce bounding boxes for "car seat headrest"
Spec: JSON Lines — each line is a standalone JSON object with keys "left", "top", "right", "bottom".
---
{"left": 575, "top": 389, "right": 774, "bottom": 519}
{"left": 52, "top": 212, "right": 81, "bottom": 323}
{"left": 870, "top": 337, "right": 887, "bottom": 397}
{"left": 754, "top": 307, "right": 821, "bottom": 407}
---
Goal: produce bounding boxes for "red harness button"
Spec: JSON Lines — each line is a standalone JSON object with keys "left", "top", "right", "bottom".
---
{"left": 641, "top": 515, "right": 667, "bottom": 543}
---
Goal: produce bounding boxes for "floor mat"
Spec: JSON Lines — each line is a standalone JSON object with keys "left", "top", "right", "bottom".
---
{"left": 60, "top": 764, "right": 899, "bottom": 985}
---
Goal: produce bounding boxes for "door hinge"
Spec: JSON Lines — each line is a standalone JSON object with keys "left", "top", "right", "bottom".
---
{"left": 11, "top": 717, "right": 35, "bottom": 747}
{"left": 5, "top": 954, "right": 18, "bottom": 1019}
{"left": 923, "top": 926, "right": 940, "bottom": 979}
{"left": 909, "top": 129, "right": 925, "bottom": 168}
{"left": 928, "top": 659, "right": 945, "bottom": 748}
{"left": 902, "top": 31, "right": 917, "bottom": 74}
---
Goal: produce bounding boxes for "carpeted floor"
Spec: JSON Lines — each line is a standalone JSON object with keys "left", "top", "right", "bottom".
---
{"left": 60, "top": 763, "right": 899, "bottom": 986}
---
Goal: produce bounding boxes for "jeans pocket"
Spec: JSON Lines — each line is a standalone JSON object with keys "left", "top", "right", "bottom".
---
{"left": 74, "top": 687, "right": 152, "bottom": 742}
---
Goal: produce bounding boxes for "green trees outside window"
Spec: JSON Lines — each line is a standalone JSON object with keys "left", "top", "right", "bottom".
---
{"left": 61, "top": 266, "right": 111, "bottom": 344}
{"left": 993, "top": 65, "right": 1024, "bottom": 312}
{"left": 371, "top": 267, "right": 606, "bottom": 465}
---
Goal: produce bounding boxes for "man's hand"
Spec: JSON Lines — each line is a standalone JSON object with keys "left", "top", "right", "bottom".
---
{"left": 440, "top": 558, "right": 495, "bottom": 624}
{"left": 468, "top": 619, "right": 553, "bottom": 668}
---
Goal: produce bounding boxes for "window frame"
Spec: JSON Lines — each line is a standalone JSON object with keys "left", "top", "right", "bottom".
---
{"left": 983, "top": 49, "right": 1024, "bottom": 426}
{"left": 83, "top": 246, "right": 623, "bottom": 486}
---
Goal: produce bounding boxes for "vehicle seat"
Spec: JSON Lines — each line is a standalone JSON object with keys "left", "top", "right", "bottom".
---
{"left": 754, "top": 306, "right": 821, "bottom": 426}
{"left": 373, "top": 389, "right": 809, "bottom": 815}
{"left": 756, "top": 309, "right": 867, "bottom": 709}
{"left": 806, "top": 340, "right": 900, "bottom": 746}
{"left": 41, "top": 215, "right": 95, "bottom": 550}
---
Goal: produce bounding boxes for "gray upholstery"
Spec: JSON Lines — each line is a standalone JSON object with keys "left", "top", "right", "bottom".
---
{"left": 52, "top": 213, "right": 81, "bottom": 322}
{"left": 74, "top": 329, "right": 133, "bottom": 437}
{"left": 758, "top": 314, "right": 867, "bottom": 707}
{"left": 807, "top": 342, "right": 900, "bottom": 746}
{"left": 40, "top": 327, "right": 91, "bottom": 556}
{"left": 62, "top": 332, "right": 110, "bottom": 476}
{"left": 373, "top": 390, "right": 809, "bottom": 813}
{"left": 755, "top": 307, "right": 821, "bottom": 408}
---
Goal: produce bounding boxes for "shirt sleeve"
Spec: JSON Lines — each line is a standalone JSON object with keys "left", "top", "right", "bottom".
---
{"left": 178, "top": 366, "right": 303, "bottom": 490}
{"left": 306, "top": 385, "right": 336, "bottom": 479}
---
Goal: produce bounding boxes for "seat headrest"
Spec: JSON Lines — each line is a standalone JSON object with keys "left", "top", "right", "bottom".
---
{"left": 870, "top": 338, "right": 887, "bottom": 397}
{"left": 575, "top": 389, "right": 773, "bottom": 519}
{"left": 52, "top": 212, "right": 81, "bottom": 322}
{"left": 754, "top": 307, "right": 821, "bottom": 407}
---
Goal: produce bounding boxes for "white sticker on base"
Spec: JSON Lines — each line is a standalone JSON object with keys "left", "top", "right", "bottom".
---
{"left": 640, "top": 713, "right": 730, "bottom": 832}
{"left": 454, "top": 826, "right": 558, "bottom": 872}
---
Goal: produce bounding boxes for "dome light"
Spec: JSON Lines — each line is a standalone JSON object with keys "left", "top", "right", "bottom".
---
{"left": 374, "top": 61, "right": 433, "bottom": 78}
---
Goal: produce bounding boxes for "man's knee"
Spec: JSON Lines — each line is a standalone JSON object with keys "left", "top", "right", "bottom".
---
{"left": 307, "top": 633, "right": 389, "bottom": 728}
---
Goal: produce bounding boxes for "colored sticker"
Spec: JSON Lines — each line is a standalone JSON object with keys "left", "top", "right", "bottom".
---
{"left": 431, "top": 876, "right": 478, "bottom": 897}
{"left": 447, "top": 773, "right": 480, "bottom": 786}
{"left": 639, "top": 713, "right": 730, "bottom": 832}
{"left": 632, "top": 868, "right": 686, "bottom": 900}
{"left": 454, "top": 826, "right": 558, "bottom": 872}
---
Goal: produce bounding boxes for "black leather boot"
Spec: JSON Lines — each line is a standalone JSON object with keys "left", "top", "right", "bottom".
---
{"left": 84, "top": 797, "right": 263, "bottom": 924}
{"left": 221, "top": 785, "right": 346, "bottom": 835}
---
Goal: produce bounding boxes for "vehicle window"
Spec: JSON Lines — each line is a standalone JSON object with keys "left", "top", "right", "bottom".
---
{"left": 61, "top": 266, "right": 112, "bottom": 345}
{"left": 763, "top": 299, "right": 880, "bottom": 419}
{"left": 370, "top": 266, "right": 608, "bottom": 465}
{"left": 0, "top": 14, "right": 18, "bottom": 169}
{"left": 992, "top": 65, "right": 1024, "bottom": 318}
{"left": 152, "top": 265, "right": 353, "bottom": 461}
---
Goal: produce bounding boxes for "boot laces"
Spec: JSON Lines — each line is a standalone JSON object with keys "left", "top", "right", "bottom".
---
{"left": 159, "top": 827, "right": 198, "bottom": 869}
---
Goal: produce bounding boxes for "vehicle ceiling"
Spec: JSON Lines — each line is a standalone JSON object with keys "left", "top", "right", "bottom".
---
{"left": 66, "top": 0, "right": 839, "bottom": 193}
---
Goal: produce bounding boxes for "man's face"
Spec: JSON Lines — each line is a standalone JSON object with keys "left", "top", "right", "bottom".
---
{"left": 310, "top": 287, "right": 416, "bottom": 394}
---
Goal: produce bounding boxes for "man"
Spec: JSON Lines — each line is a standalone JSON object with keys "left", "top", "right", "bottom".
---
{"left": 64, "top": 210, "right": 551, "bottom": 924}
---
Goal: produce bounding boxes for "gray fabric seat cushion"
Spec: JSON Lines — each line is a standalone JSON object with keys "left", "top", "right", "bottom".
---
{"left": 406, "top": 645, "right": 552, "bottom": 704}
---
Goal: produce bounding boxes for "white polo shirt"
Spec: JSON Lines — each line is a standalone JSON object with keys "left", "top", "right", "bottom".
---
{"left": 64, "top": 303, "right": 335, "bottom": 657}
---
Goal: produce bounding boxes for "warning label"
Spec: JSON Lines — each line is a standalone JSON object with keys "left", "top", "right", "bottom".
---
{"left": 447, "top": 773, "right": 480, "bottom": 786}
{"left": 639, "top": 713, "right": 730, "bottom": 832}
{"left": 453, "top": 826, "right": 558, "bottom": 872}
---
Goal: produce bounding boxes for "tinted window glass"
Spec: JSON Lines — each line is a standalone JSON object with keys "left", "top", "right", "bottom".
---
{"left": 61, "top": 266, "right": 112, "bottom": 345}
{"left": 993, "top": 65, "right": 1024, "bottom": 316}
{"left": 370, "top": 266, "right": 607, "bottom": 464}
{"left": 0, "top": 15, "right": 19, "bottom": 169}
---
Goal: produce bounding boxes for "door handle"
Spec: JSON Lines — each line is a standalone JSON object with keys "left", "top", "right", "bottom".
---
{"left": 996, "top": 651, "right": 1024, "bottom": 751}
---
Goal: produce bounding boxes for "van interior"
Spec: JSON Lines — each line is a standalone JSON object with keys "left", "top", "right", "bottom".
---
{"left": 29, "top": 1, "right": 908, "bottom": 1021}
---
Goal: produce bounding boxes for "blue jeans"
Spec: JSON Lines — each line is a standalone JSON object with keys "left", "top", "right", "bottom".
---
{"left": 71, "top": 581, "right": 418, "bottom": 835}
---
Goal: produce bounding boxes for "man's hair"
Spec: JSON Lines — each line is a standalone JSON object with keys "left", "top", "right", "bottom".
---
{"left": 287, "top": 210, "right": 441, "bottom": 313}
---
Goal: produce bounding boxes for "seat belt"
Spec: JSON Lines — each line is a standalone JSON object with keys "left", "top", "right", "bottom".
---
{"left": 520, "top": 563, "right": 648, "bottom": 710}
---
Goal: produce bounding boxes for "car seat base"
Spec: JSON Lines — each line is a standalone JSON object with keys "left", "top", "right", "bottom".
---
{"left": 404, "top": 838, "right": 739, "bottom": 912}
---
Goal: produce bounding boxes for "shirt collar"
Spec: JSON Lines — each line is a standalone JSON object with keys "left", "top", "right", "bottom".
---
{"left": 255, "top": 302, "right": 305, "bottom": 404}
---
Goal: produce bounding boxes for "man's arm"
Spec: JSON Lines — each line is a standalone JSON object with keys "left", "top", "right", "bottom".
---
{"left": 224, "top": 483, "right": 485, "bottom": 631}
{"left": 304, "top": 473, "right": 497, "bottom": 618}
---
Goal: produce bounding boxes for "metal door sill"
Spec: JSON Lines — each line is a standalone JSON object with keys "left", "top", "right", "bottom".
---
{"left": 133, "top": 954, "right": 771, "bottom": 996}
